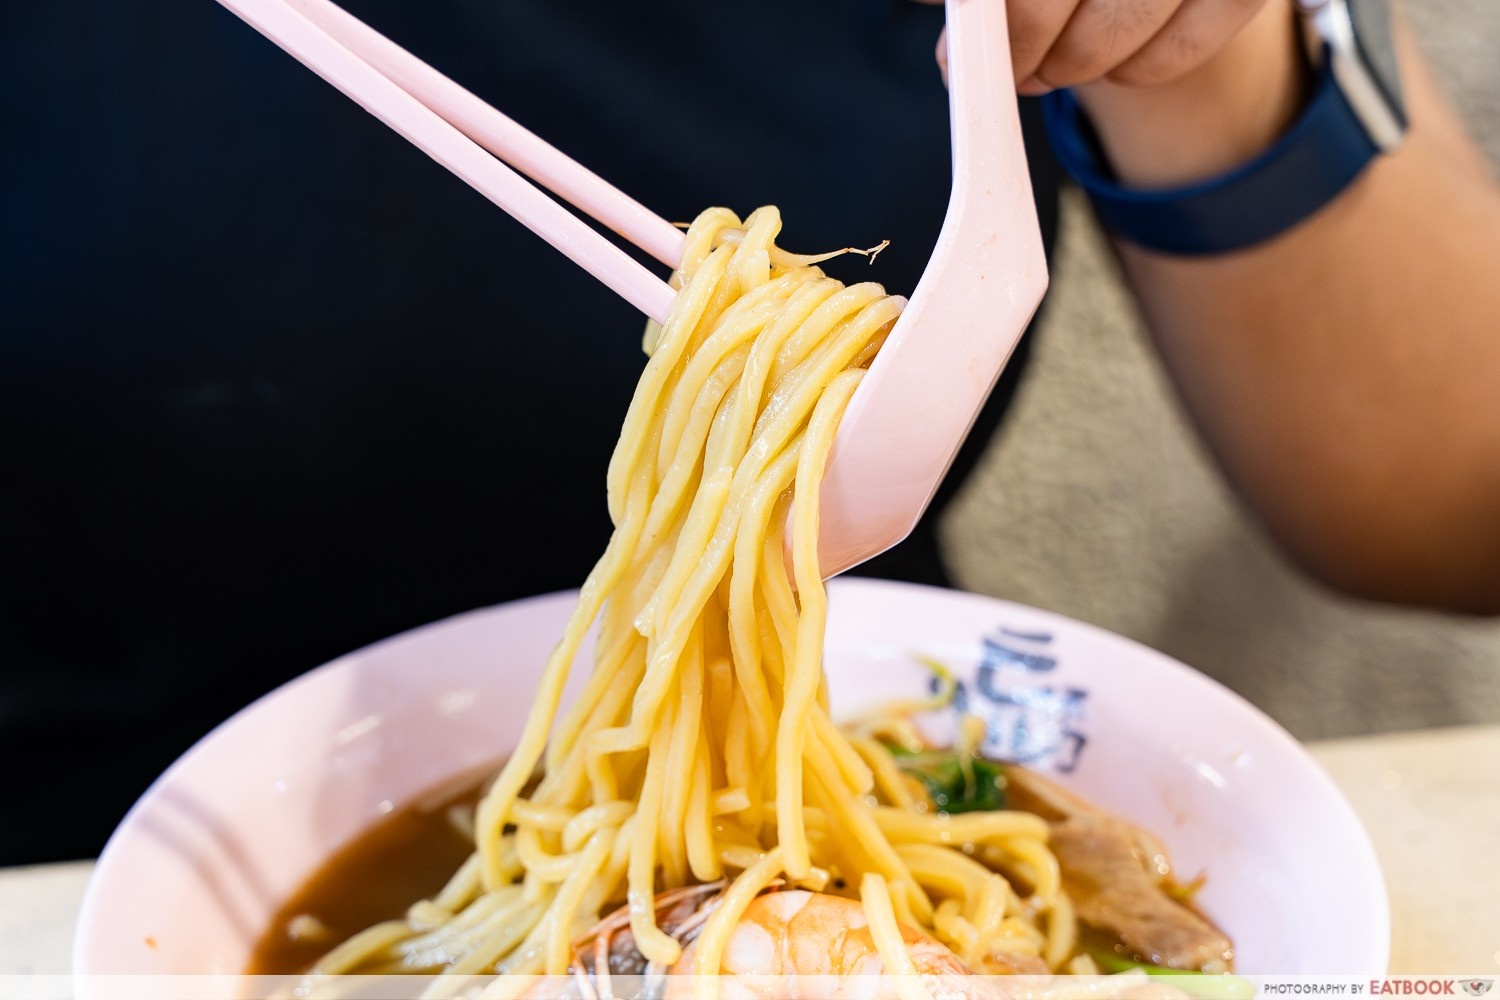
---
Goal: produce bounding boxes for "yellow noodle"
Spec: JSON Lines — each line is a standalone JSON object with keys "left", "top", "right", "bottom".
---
{"left": 685, "top": 728, "right": 722, "bottom": 881}
{"left": 658, "top": 675, "right": 692, "bottom": 887}
{"left": 850, "top": 732, "right": 919, "bottom": 811}
{"left": 295, "top": 207, "right": 1087, "bottom": 990}
{"left": 994, "top": 916, "right": 1047, "bottom": 952}
{"left": 932, "top": 899, "right": 980, "bottom": 964}
{"left": 560, "top": 801, "right": 633, "bottom": 854}
{"left": 430, "top": 853, "right": 483, "bottom": 913}
{"left": 968, "top": 874, "right": 1012, "bottom": 965}
{"left": 512, "top": 826, "right": 579, "bottom": 885}
{"left": 507, "top": 801, "right": 574, "bottom": 832}
{"left": 405, "top": 901, "right": 452, "bottom": 933}
{"left": 710, "top": 787, "right": 750, "bottom": 816}
{"left": 690, "top": 847, "right": 785, "bottom": 985}
{"left": 873, "top": 806, "right": 1051, "bottom": 845}
{"left": 1044, "top": 884, "right": 1077, "bottom": 970}
{"left": 861, "top": 874, "right": 933, "bottom": 1000}
{"left": 309, "top": 920, "right": 412, "bottom": 976}
{"left": 776, "top": 368, "right": 864, "bottom": 878}
{"left": 626, "top": 716, "right": 680, "bottom": 964}
{"left": 541, "top": 832, "right": 612, "bottom": 975}
{"left": 1068, "top": 953, "right": 1100, "bottom": 976}
{"left": 886, "top": 877, "right": 920, "bottom": 929}
{"left": 405, "top": 894, "right": 536, "bottom": 974}
{"left": 1001, "top": 835, "right": 1064, "bottom": 906}
{"left": 811, "top": 706, "right": 875, "bottom": 797}
{"left": 896, "top": 842, "right": 996, "bottom": 902}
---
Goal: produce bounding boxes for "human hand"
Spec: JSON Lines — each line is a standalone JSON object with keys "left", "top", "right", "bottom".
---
{"left": 917, "top": 0, "right": 1276, "bottom": 94}
{"left": 919, "top": 0, "right": 1307, "bottom": 189}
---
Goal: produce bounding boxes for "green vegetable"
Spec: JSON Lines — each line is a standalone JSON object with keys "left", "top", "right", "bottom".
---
{"left": 886, "top": 745, "right": 1006, "bottom": 814}
{"left": 912, "top": 656, "right": 959, "bottom": 710}
{"left": 1090, "top": 952, "right": 1256, "bottom": 1000}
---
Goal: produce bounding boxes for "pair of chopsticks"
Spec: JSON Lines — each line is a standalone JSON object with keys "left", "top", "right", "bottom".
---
{"left": 217, "top": 0, "right": 683, "bottom": 322}
{"left": 214, "top": 0, "right": 1053, "bottom": 580}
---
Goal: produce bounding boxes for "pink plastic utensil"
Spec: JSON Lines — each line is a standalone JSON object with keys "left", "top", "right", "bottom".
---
{"left": 212, "top": 0, "right": 1047, "bottom": 577}
{"left": 816, "top": 0, "right": 1048, "bottom": 576}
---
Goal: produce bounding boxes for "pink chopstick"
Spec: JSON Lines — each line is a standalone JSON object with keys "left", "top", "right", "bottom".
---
{"left": 215, "top": 0, "right": 679, "bottom": 322}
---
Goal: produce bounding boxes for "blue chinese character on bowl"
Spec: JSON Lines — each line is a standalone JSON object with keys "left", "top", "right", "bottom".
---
{"left": 950, "top": 627, "right": 1089, "bottom": 773}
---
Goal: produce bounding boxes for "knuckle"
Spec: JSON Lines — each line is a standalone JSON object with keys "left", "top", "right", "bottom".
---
{"left": 1110, "top": 23, "right": 1207, "bottom": 86}
{"left": 1006, "top": 0, "right": 1077, "bottom": 68}
{"left": 1036, "top": 50, "right": 1111, "bottom": 88}
{"left": 1037, "top": 0, "right": 1175, "bottom": 87}
{"left": 1104, "top": 57, "right": 1170, "bottom": 86}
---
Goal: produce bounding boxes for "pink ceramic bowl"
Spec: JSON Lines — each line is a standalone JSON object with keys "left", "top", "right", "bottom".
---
{"left": 74, "top": 579, "right": 1389, "bottom": 992}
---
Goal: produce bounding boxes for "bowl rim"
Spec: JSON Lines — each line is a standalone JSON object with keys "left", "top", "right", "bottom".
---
{"left": 74, "top": 579, "right": 1392, "bottom": 980}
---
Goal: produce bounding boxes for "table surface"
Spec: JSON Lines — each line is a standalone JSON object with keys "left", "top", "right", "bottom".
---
{"left": 4, "top": 724, "right": 1498, "bottom": 977}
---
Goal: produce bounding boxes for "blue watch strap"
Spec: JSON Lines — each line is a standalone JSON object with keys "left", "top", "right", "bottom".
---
{"left": 1039, "top": 51, "right": 1379, "bottom": 255}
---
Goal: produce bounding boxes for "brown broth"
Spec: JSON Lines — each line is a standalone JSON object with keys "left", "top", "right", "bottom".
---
{"left": 248, "top": 757, "right": 1231, "bottom": 976}
{"left": 246, "top": 772, "right": 488, "bottom": 975}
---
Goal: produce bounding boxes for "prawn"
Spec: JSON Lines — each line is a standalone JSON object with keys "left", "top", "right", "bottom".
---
{"left": 665, "top": 889, "right": 1008, "bottom": 999}
{"left": 542, "top": 887, "right": 1192, "bottom": 1000}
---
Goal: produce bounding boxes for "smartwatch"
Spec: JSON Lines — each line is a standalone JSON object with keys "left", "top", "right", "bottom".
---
{"left": 1040, "top": 0, "right": 1407, "bottom": 255}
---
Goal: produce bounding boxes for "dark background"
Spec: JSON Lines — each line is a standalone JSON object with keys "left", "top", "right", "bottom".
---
{"left": 0, "top": 0, "right": 1056, "bottom": 864}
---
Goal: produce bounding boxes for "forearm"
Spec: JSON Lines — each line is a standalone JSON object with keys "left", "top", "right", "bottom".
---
{"left": 1078, "top": 6, "right": 1500, "bottom": 612}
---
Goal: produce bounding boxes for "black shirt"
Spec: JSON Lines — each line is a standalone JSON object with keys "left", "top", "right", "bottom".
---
{"left": 0, "top": 0, "right": 1058, "bottom": 864}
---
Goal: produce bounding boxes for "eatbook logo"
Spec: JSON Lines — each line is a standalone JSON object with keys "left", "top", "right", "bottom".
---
{"left": 1460, "top": 982, "right": 1493, "bottom": 997}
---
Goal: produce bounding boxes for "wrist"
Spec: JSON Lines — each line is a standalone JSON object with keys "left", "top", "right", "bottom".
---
{"left": 1073, "top": 2, "right": 1311, "bottom": 188}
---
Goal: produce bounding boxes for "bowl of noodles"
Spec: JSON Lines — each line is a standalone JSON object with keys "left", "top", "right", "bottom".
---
{"left": 75, "top": 209, "right": 1387, "bottom": 998}
{"left": 73, "top": 579, "right": 1389, "bottom": 996}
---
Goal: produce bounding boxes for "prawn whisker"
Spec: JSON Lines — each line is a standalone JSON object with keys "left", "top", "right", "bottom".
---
{"left": 571, "top": 959, "right": 600, "bottom": 1000}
